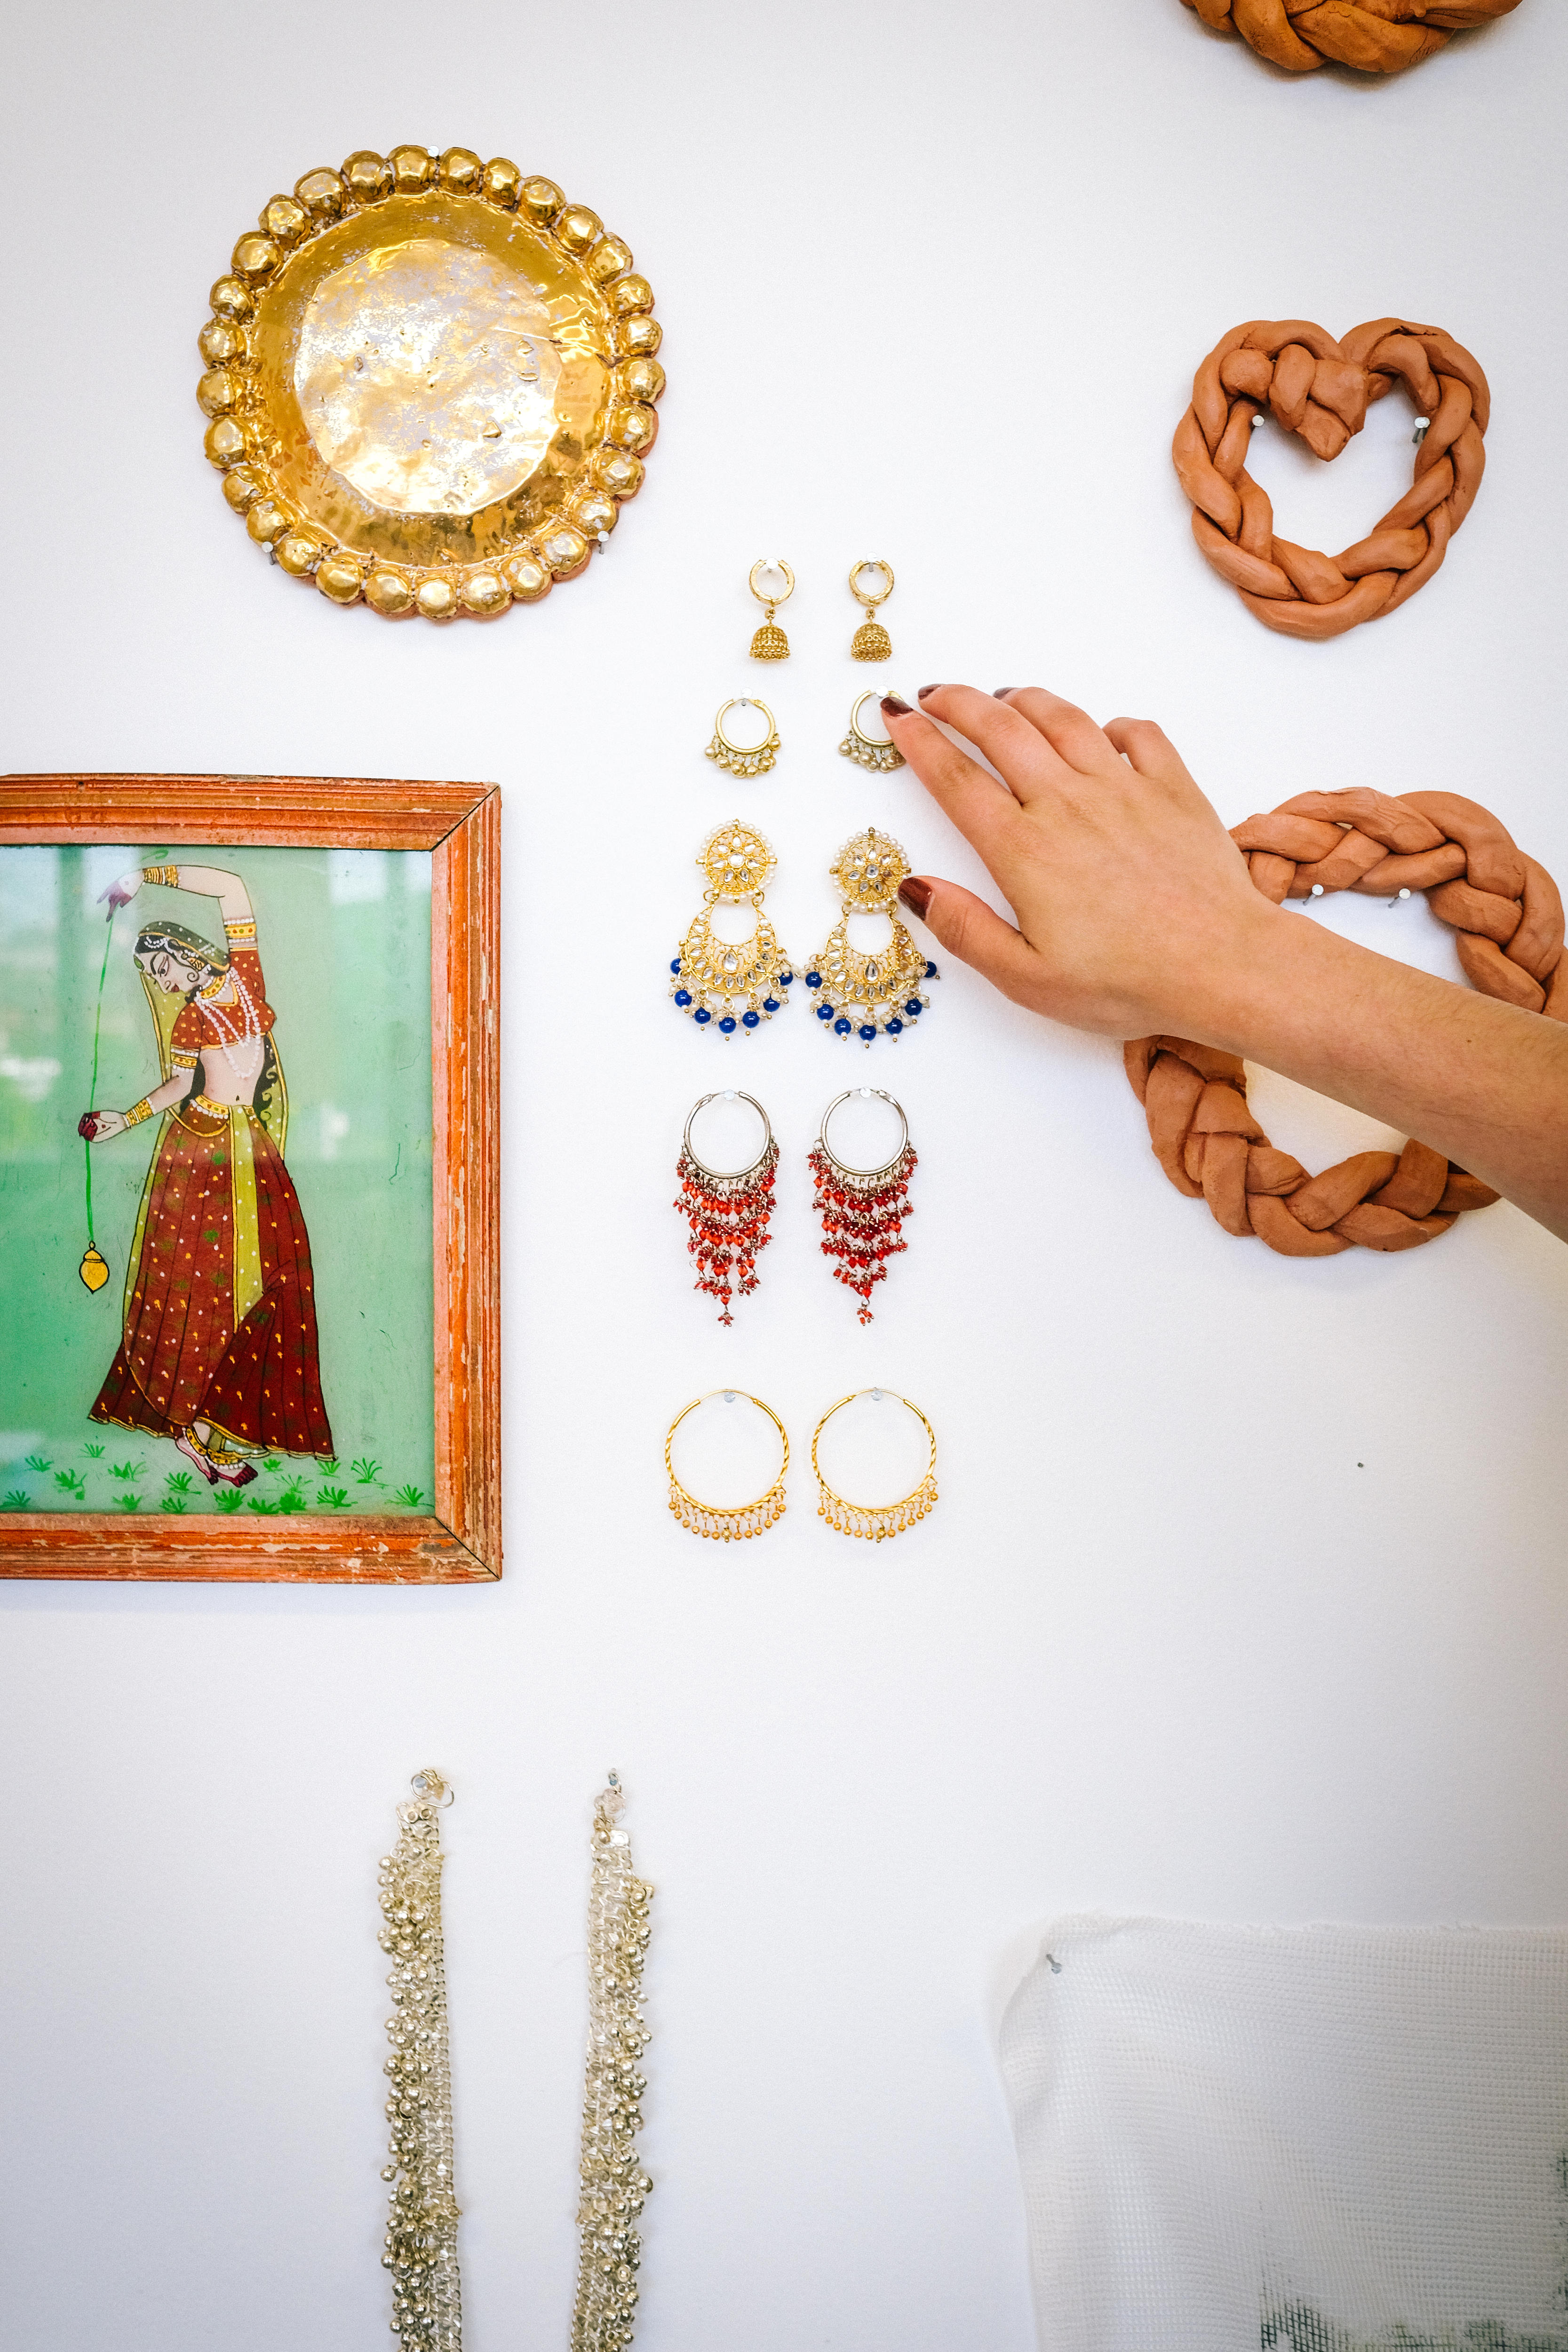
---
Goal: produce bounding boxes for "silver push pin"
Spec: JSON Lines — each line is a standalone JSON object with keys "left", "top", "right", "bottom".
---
{"left": 1310, "top": 883, "right": 1325, "bottom": 897}
{"left": 1250, "top": 413, "right": 1266, "bottom": 430}
{"left": 1388, "top": 887, "right": 1412, "bottom": 908}
{"left": 1413, "top": 418, "right": 1430, "bottom": 446}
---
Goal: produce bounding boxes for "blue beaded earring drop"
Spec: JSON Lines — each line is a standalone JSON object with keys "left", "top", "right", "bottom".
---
{"left": 669, "top": 821, "right": 795, "bottom": 1038}
{"left": 804, "top": 827, "right": 937, "bottom": 1045}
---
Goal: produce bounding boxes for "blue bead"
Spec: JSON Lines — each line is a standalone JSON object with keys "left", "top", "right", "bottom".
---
{"left": 804, "top": 971, "right": 821, "bottom": 989}
{"left": 904, "top": 999, "right": 922, "bottom": 1017}
{"left": 694, "top": 1007, "right": 711, "bottom": 1024}
{"left": 887, "top": 1018, "right": 904, "bottom": 1034}
{"left": 762, "top": 997, "right": 780, "bottom": 1014}
{"left": 674, "top": 989, "right": 692, "bottom": 1008}
{"left": 925, "top": 960, "right": 938, "bottom": 979}
{"left": 779, "top": 970, "right": 794, "bottom": 987}
{"left": 669, "top": 958, "right": 682, "bottom": 976}
{"left": 858, "top": 1025, "right": 876, "bottom": 1041}
{"left": 816, "top": 1004, "right": 834, "bottom": 1021}
{"left": 718, "top": 1017, "right": 737, "bottom": 1033}
{"left": 834, "top": 1017, "right": 852, "bottom": 1036}
{"left": 741, "top": 1010, "right": 759, "bottom": 1028}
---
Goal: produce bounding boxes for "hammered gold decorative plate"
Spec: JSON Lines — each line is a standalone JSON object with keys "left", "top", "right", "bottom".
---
{"left": 198, "top": 147, "right": 664, "bottom": 620}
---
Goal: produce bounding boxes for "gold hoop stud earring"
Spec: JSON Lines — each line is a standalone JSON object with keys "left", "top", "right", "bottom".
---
{"left": 804, "top": 827, "right": 938, "bottom": 1045}
{"left": 839, "top": 691, "right": 905, "bottom": 773}
{"left": 706, "top": 697, "right": 781, "bottom": 778}
{"left": 748, "top": 559, "right": 794, "bottom": 659}
{"left": 669, "top": 822, "right": 796, "bottom": 1037}
{"left": 666, "top": 1390, "right": 789, "bottom": 1539}
{"left": 812, "top": 1387, "right": 937, "bottom": 1539}
{"left": 848, "top": 561, "right": 894, "bottom": 660}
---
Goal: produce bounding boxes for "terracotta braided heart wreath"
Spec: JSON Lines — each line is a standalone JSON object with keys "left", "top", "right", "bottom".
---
{"left": 1125, "top": 789, "right": 1567, "bottom": 1256}
{"left": 1173, "top": 318, "right": 1488, "bottom": 639}
{"left": 1180, "top": 0, "right": 1520, "bottom": 75}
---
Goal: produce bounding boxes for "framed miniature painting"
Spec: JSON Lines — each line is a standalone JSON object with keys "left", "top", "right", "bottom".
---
{"left": 0, "top": 774, "right": 498, "bottom": 1582}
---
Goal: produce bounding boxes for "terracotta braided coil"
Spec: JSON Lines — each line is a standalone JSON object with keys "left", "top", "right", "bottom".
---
{"left": 1124, "top": 788, "right": 1567, "bottom": 1256}
{"left": 1173, "top": 318, "right": 1488, "bottom": 640}
{"left": 1180, "top": 0, "right": 1520, "bottom": 74}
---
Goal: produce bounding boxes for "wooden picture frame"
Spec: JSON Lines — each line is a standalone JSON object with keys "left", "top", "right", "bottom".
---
{"left": 0, "top": 774, "right": 500, "bottom": 1583}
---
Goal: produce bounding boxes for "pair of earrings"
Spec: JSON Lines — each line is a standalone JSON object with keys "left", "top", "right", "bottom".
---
{"left": 745, "top": 561, "right": 895, "bottom": 660}
{"left": 675, "top": 1087, "right": 917, "bottom": 1325}
{"left": 667, "top": 822, "right": 938, "bottom": 1044}
{"left": 704, "top": 692, "right": 904, "bottom": 778}
{"left": 665, "top": 1387, "right": 939, "bottom": 1543}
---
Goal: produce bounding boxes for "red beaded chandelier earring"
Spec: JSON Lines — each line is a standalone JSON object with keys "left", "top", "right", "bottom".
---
{"left": 809, "top": 1089, "right": 917, "bottom": 1323}
{"left": 674, "top": 1090, "right": 779, "bottom": 1324}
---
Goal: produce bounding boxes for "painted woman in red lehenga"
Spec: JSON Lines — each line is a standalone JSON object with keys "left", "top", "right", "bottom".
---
{"left": 78, "top": 861, "right": 334, "bottom": 1488}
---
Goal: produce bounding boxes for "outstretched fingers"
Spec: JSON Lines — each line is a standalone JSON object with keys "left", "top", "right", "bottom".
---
{"left": 878, "top": 695, "right": 1022, "bottom": 857}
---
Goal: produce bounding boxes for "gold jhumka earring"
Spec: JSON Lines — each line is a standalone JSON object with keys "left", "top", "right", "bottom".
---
{"left": 666, "top": 1390, "right": 789, "bottom": 1539}
{"left": 669, "top": 822, "right": 795, "bottom": 1037}
{"left": 812, "top": 1388, "right": 938, "bottom": 1539}
{"left": 839, "top": 691, "right": 905, "bottom": 773}
{"left": 706, "top": 697, "right": 781, "bottom": 778}
{"left": 804, "top": 827, "right": 938, "bottom": 1044}
{"left": 748, "top": 559, "right": 794, "bottom": 659}
{"left": 848, "top": 561, "right": 894, "bottom": 660}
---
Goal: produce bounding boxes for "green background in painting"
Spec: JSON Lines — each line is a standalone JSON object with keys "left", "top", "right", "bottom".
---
{"left": 0, "top": 844, "right": 435, "bottom": 1515}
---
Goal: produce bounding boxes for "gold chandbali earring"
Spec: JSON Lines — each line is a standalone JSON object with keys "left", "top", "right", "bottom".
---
{"left": 804, "top": 828, "right": 938, "bottom": 1044}
{"left": 839, "top": 691, "right": 906, "bottom": 773}
{"left": 812, "top": 1388, "right": 938, "bottom": 1540}
{"left": 669, "top": 822, "right": 795, "bottom": 1037}
{"left": 666, "top": 1390, "right": 789, "bottom": 1539}
{"left": 848, "top": 561, "right": 894, "bottom": 660}
{"left": 571, "top": 1774, "right": 653, "bottom": 2352}
{"left": 706, "top": 697, "right": 781, "bottom": 778}
{"left": 378, "top": 1770, "right": 462, "bottom": 2352}
{"left": 748, "top": 559, "right": 794, "bottom": 659}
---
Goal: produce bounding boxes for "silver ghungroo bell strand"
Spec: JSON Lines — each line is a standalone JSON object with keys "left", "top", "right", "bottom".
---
{"left": 379, "top": 1770, "right": 462, "bottom": 2352}
{"left": 571, "top": 1775, "right": 655, "bottom": 2352}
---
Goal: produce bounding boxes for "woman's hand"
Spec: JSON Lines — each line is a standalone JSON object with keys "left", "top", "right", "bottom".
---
{"left": 100, "top": 870, "right": 142, "bottom": 913}
{"left": 881, "top": 685, "right": 1279, "bottom": 1045}
{"left": 882, "top": 682, "right": 1568, "bottom": 1243}
{"left": 78, "top": 1109, "right": 127, "bottom": 1142}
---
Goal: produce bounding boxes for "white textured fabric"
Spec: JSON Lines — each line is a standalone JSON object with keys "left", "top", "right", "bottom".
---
{"left": 999, "top": 1915, "right": 1568, "bottom": 2352}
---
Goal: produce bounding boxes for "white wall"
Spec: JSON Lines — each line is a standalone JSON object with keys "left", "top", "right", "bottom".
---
{"left": 4, "top": 3, "right": 1566, "bottom": 2345}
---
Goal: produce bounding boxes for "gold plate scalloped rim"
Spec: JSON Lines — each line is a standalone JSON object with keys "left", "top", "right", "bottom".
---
{"left": 198, "top": 146, "right": 665, "bottom": 620}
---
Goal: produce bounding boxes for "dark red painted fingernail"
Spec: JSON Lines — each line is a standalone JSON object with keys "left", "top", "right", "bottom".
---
{"left": 898, "top": 877, "right": 933, "bottom": 919}
{"left": 993, "top": 687, "right": 1013, "bottom": 699}
{"left": 917, "top": 683, "right": 942, "bottom": 699}
{"left": 881, "top": 693, "right": 913, "bottom": 717}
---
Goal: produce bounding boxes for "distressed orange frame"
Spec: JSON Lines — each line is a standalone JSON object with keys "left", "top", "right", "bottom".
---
{"left": 0, "top": 774, "right": 500, "bottom": 1583}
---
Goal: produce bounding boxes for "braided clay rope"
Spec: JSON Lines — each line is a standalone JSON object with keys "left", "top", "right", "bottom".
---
{"left": 812, "top": 1390, "right": 938, "bottom": 1540}
{"left": 1125, "top": 789, "right": 1567, "bottom": 1257}
{"left": 379, "top": 1771, "right": 462, "bottom": 2352}
{"left": 571, "top": 1776, "right": 653, "bottom": 2352}
{"left": 666, "top": 1391, "right": 788, "bottom": 1539}
{"left": 1180, "top": 0, "right": 1520, "bottom": 74}
{"left": 1173, "top": 318, "right": 1488, "bottom": 640}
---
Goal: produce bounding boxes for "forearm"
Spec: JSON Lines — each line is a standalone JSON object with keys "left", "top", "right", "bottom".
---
{"left": 155, "top": 863, "right": 253, "bottom": 924}
{"left": 1184, "top": 906, "right": 1568, "bottom": 1240}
